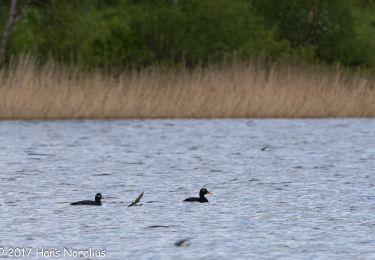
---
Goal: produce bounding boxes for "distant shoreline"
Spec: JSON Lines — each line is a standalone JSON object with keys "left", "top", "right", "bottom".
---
{"left": 0, "top": 59, "right": 374, "bottom": 119}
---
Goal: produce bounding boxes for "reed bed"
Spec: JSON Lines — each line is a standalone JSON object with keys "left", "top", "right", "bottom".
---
{"left": 0, "top": 58, "right": 374, "bottom": 119}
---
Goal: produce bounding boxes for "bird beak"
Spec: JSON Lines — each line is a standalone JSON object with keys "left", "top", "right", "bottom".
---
{"left": 207, "top": 191, "right": 212, "bottom": 195}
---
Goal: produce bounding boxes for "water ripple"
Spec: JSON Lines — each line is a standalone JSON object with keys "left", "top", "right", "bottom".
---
{"left": 0, "top": 119, "right": 374, "bottom": 259}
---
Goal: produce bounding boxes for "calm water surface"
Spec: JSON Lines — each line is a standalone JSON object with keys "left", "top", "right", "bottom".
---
{"left": 0, "top": 119, "right": 374, "bottom": 259}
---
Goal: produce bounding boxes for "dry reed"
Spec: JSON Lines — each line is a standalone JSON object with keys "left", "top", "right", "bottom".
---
{"left": 0, "top": 57, "right": 374, "bottom": 119}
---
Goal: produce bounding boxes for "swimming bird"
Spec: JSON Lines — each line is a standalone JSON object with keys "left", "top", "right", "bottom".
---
{"left": 70, "top": 193, "right": 102, "bottom": 206}
{"left": 128, "top": 192, "right": 144, "bottom": 207}
{"left": 184, "top": 188, "right": 211, "bottom": 203}
{"left": 175, "top": 238, "right": 190, "bottom": 247}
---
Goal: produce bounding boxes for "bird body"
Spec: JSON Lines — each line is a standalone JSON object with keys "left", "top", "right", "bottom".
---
{"left": 70, "top": 193, "right": 102, "bottom": 206}
{"left": 184, "top": 188, "right": 211, "bottom": 203}
{"left": 184, "top": 197, "right": 208, "bottom": 203}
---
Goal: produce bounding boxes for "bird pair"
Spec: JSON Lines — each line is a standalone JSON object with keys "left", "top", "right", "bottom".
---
{"left": 70, "top": 188, "right": 212, "bottom": 206}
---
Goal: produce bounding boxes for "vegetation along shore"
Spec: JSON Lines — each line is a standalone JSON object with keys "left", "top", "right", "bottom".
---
{"left": 0, "top": 1, "right": 374, "bottom": 118}
{"left": 0, "top": 59, "right": 374, "bottom": 119}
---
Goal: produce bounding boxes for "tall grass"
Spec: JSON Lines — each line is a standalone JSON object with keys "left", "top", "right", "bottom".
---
{"left": 0, "top": 57, "right": 374, "bottom": 119}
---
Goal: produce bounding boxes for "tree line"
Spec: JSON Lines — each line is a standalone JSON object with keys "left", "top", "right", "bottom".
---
{"left": 0, "top": 0, "right": 374, "bottom": 68}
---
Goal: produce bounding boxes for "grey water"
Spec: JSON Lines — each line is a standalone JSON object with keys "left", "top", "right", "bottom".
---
{"left": 0, "top": 119, "right": 374, "bottom": 259}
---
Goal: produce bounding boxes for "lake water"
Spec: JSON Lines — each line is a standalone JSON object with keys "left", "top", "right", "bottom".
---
{"left": 0, "top": 119, "right": 374, "bottom": 259}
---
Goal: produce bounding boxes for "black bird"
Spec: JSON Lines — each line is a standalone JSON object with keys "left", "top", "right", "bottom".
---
{"left": 175, "top": 238, "right": 190, "bottom": 247}
{"left": 128, "top": 192, "right": 144, "bottom": 207}
{"left": 184, "top": 188, "right": 212, "bottom": 203}
{"left": 70, "top": 193, "right": 102, "bottom": 206}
